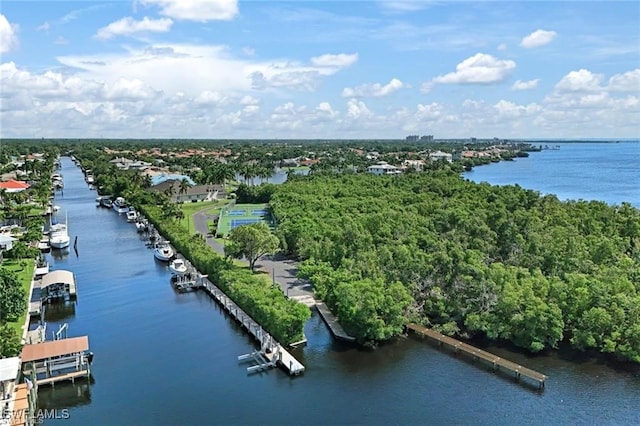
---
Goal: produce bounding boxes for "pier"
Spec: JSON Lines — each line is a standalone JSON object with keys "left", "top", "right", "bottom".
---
{"left": 407, "top": 323, "right": 547, "bottom": 389}
{"left": 199, "top": 277, "right": 305, "bottom": 375}
{"left": 316, "top": 302, "right": 356, "bottom": 343}
{"left": 20, "top": 336, "right": 92, "bottom": 387}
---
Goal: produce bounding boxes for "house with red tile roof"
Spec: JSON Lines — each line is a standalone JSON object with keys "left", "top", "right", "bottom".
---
{"left": 0, "top": 180, "right": 30, "bottom": 193}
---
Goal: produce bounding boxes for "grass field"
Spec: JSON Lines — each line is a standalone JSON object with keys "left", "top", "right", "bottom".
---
{"left": 216, "top": 203, "right": 273, "bottom": 237}
{"left": 178, "top": 200, "right": 227, "bottom": 235}
{"left": 2, "top": 258, "right": 35, "bottom": 335}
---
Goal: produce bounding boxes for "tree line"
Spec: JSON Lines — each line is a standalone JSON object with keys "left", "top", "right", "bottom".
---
{"left": 270, "top": 171, "right": 640, "bottom": 361}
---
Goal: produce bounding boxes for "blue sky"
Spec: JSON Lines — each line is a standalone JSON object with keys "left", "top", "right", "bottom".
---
{"left": 1, "top": 1, "right": 638, "bottom": 139}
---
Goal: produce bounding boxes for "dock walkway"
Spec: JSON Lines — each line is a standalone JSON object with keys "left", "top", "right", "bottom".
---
{"left": 199, "top": 275, "right": 305, "bottom": 375}
{"left": 407, "top": 323, "right": 547, "bottom": 389}
{"left": 316, "top": 303, "right": 356, "bottom": 343}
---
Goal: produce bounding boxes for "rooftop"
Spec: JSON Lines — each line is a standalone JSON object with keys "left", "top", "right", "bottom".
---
{"left": 21, "top": 336, "right": 89, "bottom": 362}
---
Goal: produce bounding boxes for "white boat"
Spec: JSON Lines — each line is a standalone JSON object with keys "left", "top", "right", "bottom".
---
{"left": 126, "top": 210, "right": 138, "bottom": 222}
{"left": 135, "top": 220, "right": 148, "bottom": 233}
{"left": 50, "top": 214, "right": 70, "bottom": 249}
{"left": 112, "top": 197, "right": 129, "bottom": 214}
{"left": 153, "top": 241, "right": 174, "bottom": 262}
{"left": 169, "top": 258, "right": 188, "bottom": 276}
{"left": 53, "top": 205, "right": 61, "bottom": 212}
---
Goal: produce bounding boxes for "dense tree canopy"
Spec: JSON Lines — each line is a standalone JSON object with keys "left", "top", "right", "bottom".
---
{"left": 271, "top": 171, "right": 640, "bottom": 360}
{"left": 0, "top": 268, "right": 26, "bottom": 323}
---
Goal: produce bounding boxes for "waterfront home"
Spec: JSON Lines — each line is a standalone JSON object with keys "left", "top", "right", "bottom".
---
{"left": 0, "top": 234, "right": 16, "bottom": 251}
{"left": 367, "top": 162, "right": 402, "bottom": 176}
{"left": 109, "top": 157, "right": 152, "bottom": 171}
{"left": 0, "top": 179, "right": 30, "bottom": 193}
{"left": 148, "top": 179, "right": 224, "bottom": 203}
{"left": 428, "top": 151, "right": 453, "bottom": 163}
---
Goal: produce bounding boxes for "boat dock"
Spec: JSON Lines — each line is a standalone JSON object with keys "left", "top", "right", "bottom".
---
{"left": 20, "top": 335, "right": 92, "bottom": 387}
{"left": 199, "top": 277, "right": 305, "bottom": 375}
{"left": 407, "top": 323, "right": 547, "bottom": 389}
{"left": 316, "top": 302, "right": 356, "bottom": 343}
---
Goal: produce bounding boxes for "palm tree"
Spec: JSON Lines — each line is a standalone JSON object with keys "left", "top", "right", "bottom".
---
{"left": 178, "top": 178, "right": 191, "bottom": 203}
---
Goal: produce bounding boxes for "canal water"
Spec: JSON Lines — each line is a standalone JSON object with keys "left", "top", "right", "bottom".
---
{"left": 39, "top": 157, "right": 639, "bottom": 425}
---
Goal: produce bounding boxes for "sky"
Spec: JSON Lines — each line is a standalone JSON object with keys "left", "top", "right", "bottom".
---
{"left": 0, "top": 0, "right": 639, "bottom": 139}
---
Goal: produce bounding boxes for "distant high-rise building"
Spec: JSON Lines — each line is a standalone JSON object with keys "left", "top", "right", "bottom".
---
{"left": 406, "top": 135, "right": 419, "bottom": 142}
{"left": 420, "top": 135, "right": 434, "bottom": 142}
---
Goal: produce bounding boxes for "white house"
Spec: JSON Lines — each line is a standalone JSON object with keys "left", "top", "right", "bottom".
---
{"left": 368, "top": 162, "right": 402, "bottom": 176}
{"left": 0, "top": 234, "right": 16, "bottom": 251}
{"left": 403, "top": 159, "right": 426, "bottom": 171}
{"left": 428, "top": 151, "right": 453, "bottom": 163}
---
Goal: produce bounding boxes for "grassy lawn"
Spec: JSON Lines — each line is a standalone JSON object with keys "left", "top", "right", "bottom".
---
{"left": 281, "top": 166, "right": 310, "bottom": 172}
{"left": 1, "top": 258, "right": 35, "bottom": 335}
{"left": 178, "top": 199, "right": 228, "bottom": 235}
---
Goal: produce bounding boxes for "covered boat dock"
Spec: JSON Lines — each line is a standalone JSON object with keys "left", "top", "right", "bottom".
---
{"left": 21, "top": 336, "right": 91, "bottom": 386}
{"left": 39, "top": 270, "right": 76, "bottom": 302}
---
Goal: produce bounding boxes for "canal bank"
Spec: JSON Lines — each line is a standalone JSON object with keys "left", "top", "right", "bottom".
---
{"left": 37, "top": 157, "right": 639, "bottom": 425}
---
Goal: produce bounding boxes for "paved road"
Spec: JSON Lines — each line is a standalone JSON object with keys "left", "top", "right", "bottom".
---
{"left": 192, "top": 209, "right": 315, "bottom": 304}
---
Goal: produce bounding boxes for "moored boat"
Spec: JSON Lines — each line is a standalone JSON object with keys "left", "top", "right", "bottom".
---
{"left": 50, "top": 215, "right": 70, "bottom": 249}
{"left": 112, "top": 197, "right": 129, "bottom": 214}
{"left": 153, "top": 240, "right": 174, "bottom": 262}
{"left": 126, "top": 209, "right": 138, "bottom": 222}
{"left": 169, "top": 258, "right": 188, "bottom": 276}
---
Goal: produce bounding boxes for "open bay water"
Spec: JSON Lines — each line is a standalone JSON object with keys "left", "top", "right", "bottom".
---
{"left": 39, "top": 156, "right": 639, "bottom": 425}
{"left": 464, "top": 141, "right": 639, "bottom": 208}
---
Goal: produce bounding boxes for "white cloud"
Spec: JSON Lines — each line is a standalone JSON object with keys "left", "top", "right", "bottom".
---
{"left": 432, "top": 53, "right": 516, "bottom": 85}
{"left": 316, "top": 102, "right": 338, "bottom": 118}
{"left": 342, "top": 78, "right": 405, "bottom": 97}
{"left": 494, "top": 100, "right": 542, "bottom": 118}
{"left": 497, "top": 43, "right": 507, "bottom": 51}
{"left": 36, "top": 22, "right": 50, "bottom": 32}
{"left": 520, "top": 29, "right": 557, "bottom": 48}
{"left": 555, "top": 69, "right": 603, "bottom": 92}
{"left": 54, "top": 36, "right": 69, "bottom": 45}
{"left": 104, "top": 78, "right": 161, "bottom": 100}
{"left": 140, "top": 0, "right": 239, "bottom": 22}
{"left": 346, "top": 98, "right": 373, "bottom": 120}
{"left": 310, "top": 53, "right": 358, "bottom": 68}
{"left": 379, "top": 1, "right": 432, "bottom": 13}
{"left": 57, "top": 43, "right": 351, "bottom": 96}
{"left": 0, "top": 14, "right": 19, "bottom": 54}
{"left": 608, "top": 69, "right": 640, "bottom": 92}
{"left": 511, "top": 79, "right": 539, "bottom": 91}
{"left": 95, "top": 17, "right": 173, "bottom": 40}
{"left": 194, "top": 90, "right": 227, "bottom": 105}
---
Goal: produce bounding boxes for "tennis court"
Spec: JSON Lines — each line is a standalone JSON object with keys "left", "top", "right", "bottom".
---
{"left": 216, "top": 203, "right": 273, "bottom": 237}
{"left": 231, "top": 218, "right": 262, "bottom": 228}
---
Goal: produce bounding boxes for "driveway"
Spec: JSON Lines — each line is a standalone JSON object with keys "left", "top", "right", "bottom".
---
{"left": 192, "top": 208, "right": 315, "bottom": 305}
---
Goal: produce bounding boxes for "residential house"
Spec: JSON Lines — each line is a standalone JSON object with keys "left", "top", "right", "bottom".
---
{"left": 428, "top": 151, "right": 453, "bottom": 163}
{"left": 0, "top": 234, "right": 16, "bottom": 251}
{"left": 368, "top": 162, "right": 402, "bottom": 176}
{"left": 109, "top": 157, "right": 152, "bottom": 171}
{"left": 148, "top": 179, "right": 223, "bottom": 203}
{"left": 403, "top": 159, "right": 426, "bottom": 171}
{"left": 0, "top": 180, "right": 31, "bottom": 193}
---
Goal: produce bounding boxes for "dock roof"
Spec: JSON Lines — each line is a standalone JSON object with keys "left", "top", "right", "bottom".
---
{"left": 0, "top": 356, "right": 20, "bottom": 382}
{"left": 21, "top": 336, "right": 89, "bottom": 362}
{"left": 41, "top": 270, "right": 75, "bottom": 288}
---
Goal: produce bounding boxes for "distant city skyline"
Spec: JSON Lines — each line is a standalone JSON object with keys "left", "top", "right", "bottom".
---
{"left": 1, "top": 0, "right": 638, "bottom": 139}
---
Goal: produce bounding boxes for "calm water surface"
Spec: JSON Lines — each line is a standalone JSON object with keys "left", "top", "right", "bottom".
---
{"left": 39, "top": 156, "right": 639, "bottom": 425}
{"left": 465, "top": 142, "right": 639, "bottom": 208}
